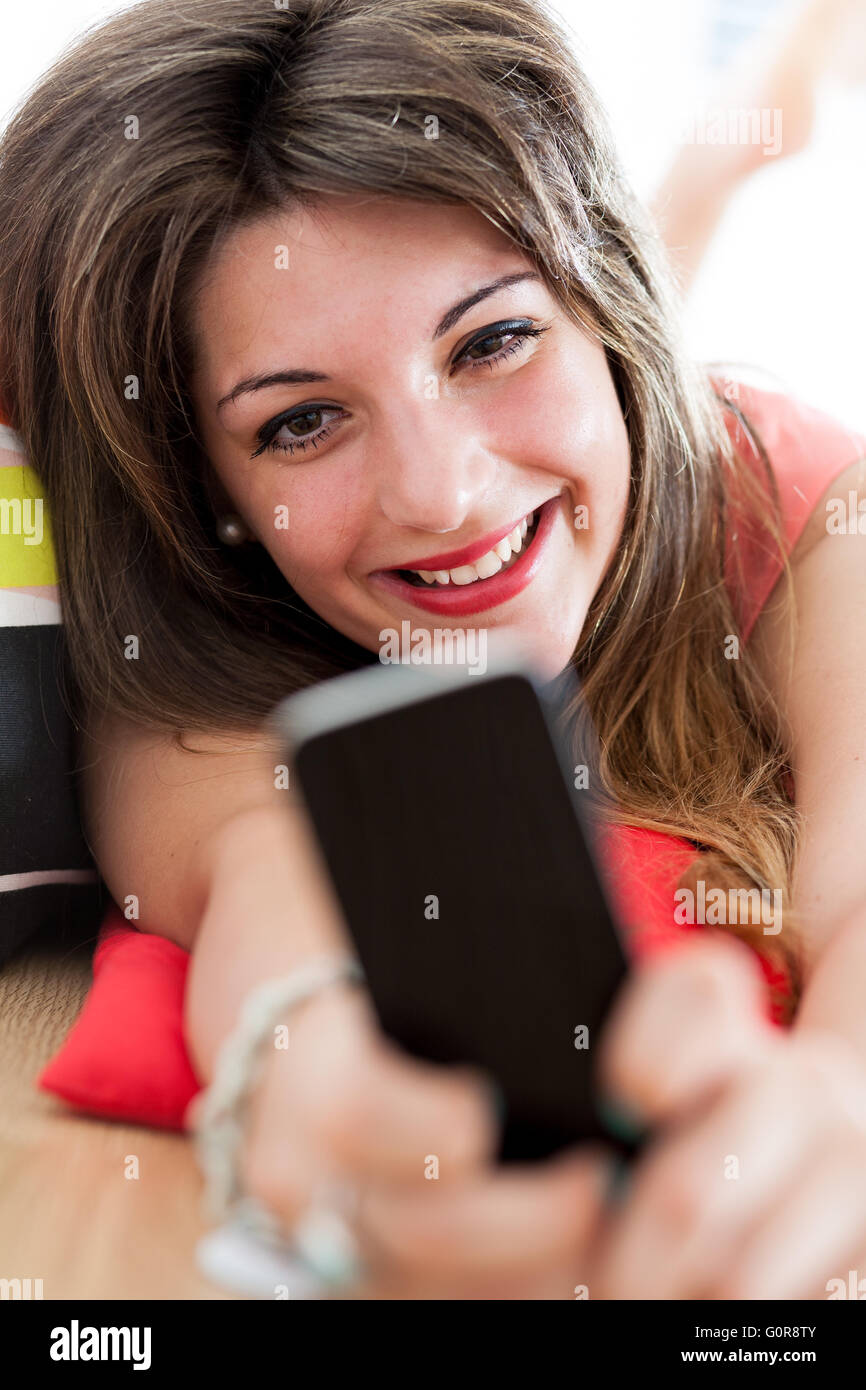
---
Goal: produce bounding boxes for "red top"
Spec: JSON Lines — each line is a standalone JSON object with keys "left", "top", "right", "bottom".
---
{"left": 33, "top": 375, "right": 866, "bottom": 1129}
{"left": 719, "top": 375, "right": 866, "bottom": 640}
{"left": 597, "top": 374, "right": 866, "bottom": 1022}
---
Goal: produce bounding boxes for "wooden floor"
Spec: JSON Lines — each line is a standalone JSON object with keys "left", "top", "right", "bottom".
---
{"left": 0, "top": 926, "right": 232, "bottom": 1300}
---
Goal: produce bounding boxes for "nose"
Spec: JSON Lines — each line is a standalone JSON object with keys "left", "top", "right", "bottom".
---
{"left": 372, "top": 396, "right": 498, "bottom": 534}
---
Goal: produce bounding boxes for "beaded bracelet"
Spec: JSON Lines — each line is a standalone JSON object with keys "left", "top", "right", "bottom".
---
{"left": 193, "top": 955, "right": 366, "bottom": 1227}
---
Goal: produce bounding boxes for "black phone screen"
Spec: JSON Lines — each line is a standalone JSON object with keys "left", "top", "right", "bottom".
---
{"left": 293, "top": 669, "right": 633, "bottom": 1163}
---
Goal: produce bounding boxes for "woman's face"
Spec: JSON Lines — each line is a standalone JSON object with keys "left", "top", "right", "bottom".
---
{"left": 189, "top": 196, "right": 631, "bottom": 678}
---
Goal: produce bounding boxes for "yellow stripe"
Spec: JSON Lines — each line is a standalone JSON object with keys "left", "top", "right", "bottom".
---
{"left": 0, "top": 464, "right": 58, "bottom": 587}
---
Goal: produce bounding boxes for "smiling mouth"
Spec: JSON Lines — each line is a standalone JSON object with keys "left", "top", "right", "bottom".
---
{"left": 392, "top": 509, "right": 540, "bottom": 588}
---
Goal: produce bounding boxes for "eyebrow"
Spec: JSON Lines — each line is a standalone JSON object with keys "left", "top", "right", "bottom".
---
{"left": 215, "top": 270, "right": 542, "bottom": 415}
{"left": 431, "top": 270, "right": 541, "bottom": 340}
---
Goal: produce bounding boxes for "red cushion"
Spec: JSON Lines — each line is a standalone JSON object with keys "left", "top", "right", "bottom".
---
{"left": 35, "top": 825, "right": 790, "bottom": 1132}
{"left": 37, "top": 906, "right": 201, "bottom": 1130}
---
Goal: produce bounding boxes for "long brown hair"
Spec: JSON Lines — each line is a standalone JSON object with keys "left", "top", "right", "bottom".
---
{"left": 0, "top": 0, "right": 801, "bottom": 1014}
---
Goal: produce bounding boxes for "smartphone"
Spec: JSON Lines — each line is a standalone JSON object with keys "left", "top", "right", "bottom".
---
{"left": 269, "top": 641, "right": 640, "bottom": 1164}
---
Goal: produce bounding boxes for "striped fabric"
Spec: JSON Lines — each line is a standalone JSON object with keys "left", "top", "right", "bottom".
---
{"left": 0, "top": 420, "right": 103, "bottom": 966}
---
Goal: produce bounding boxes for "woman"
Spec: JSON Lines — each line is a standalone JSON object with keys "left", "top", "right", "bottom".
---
{"left": 2, "top": 0, "right": 866, "bottom": 1300}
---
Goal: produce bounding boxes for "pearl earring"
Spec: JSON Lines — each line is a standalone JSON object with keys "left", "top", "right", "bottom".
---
{"left": 216, "top": 513, "right": 250, "bottom": 546}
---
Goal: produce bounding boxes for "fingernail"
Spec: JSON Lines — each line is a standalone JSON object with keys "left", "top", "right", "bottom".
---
{"left": 597, "top": 1096, "right": 646, "bottom": 1144}
{"left": 604, "top": 1154, "right": 631, "bottom": 1204}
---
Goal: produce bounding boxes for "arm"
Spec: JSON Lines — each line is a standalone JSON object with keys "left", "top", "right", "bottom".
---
{"left": 79, "top": 710, "right": 330, "bottom": 1079}
{"left": 77, "top": 708, "right": 608, "bottom": 1297}
{"left": 183, "top": 800, "right": 358, "bottom": 1083}
{"left": 587, "top": 465, "right": 866, "bottom": 1297}
{"left": 750, "top": 456, "right": 866, "bottom": 1060}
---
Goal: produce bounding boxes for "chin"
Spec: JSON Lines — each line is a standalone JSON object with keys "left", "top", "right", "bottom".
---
{"left": 486, "top": 622, "right": 580, "bottom": 683}
{"left": 528, "top": 642, "right": 579, "bottom": 683}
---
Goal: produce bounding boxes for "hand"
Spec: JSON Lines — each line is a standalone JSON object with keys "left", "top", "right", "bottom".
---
{"left": 587, "top": 933, "right": 866, "bottom": 1299}
{"left": 238, "top": 979, "right": 612, "bottom": 1299}
{"left": 188, "top": 802, "right": 612, "bottom": 1298}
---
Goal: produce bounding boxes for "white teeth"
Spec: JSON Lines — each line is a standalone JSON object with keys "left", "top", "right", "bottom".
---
{"left": 473, "top": 551, "right": 503, "bottom": 579}
{"left": 407, "top": 511, "right": 535, "bottom": 587}
{"left": 449, "top": 565, "right": 479, "bottom": 586}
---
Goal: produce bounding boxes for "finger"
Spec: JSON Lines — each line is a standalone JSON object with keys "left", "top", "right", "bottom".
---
{"left": 595, "top": 933, "right": 774, "bottom": 1128}
{"left": 353, "top": 1144, "right": 611, "bottom": 1281}
{"left": 290, "top": 988, "right": 500, "bottom": 1180}
{"left": 714, "top": 1148, "right": 866, "bottom": 1301}
{"left": 591, "top": 1038, "right": 826, "bottom": 1299}
{"left": 239, "top": 1121, "right": 321, "bottom": 1230}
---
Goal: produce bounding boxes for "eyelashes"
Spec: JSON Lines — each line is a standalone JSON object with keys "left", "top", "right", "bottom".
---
{"left": 249, "top": 319, "right": 550, "bottom": 460}
{"left": 250, "top": 404, "right": 346, "bottom": 461}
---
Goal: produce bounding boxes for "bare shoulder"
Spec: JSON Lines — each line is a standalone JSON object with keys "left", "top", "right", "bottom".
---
{"left": 76, "top": 704, "right": 292, "bottom": 950}
{"left": 791, "top": 455, "right": 866, "bottom": 563}
{"left": 750, "top": 455, "right": 866, "bottom": 719}
{"left": 77, "top": 704, "right": 282, "bottom": 790}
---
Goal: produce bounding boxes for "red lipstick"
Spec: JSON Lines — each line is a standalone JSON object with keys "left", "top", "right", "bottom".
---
{"left": 369, "top": 495, "right": 560, "bottom": 617}
{"left": 386, "top": 512, "right": 532, "bottom": 575}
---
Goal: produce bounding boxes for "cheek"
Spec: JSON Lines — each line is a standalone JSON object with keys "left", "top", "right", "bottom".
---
{"left": 489, "top": 354, "right": 631, "bottom": 538}
{"left": 243, "top": 465, "right": 367, "bottom": 587}
{"left": 581, "top": 403, "right": 632, "bottom": 555}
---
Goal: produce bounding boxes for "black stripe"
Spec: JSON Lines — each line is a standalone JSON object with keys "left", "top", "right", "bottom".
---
{"left": 0, "top": 623, "right": 104, "bottom": 959}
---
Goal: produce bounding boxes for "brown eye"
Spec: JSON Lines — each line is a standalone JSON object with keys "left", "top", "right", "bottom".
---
{"left": 465, "top": 331, "right": 510, "bottom": 360}
{"left": 251, "top": 404, "right": 346, "bottom": 460}
{"left": 286, "top": 408, "right": 325, "bottom": 435}
{"left": 453, "top": 321, "right": 549, "bottom": 375}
